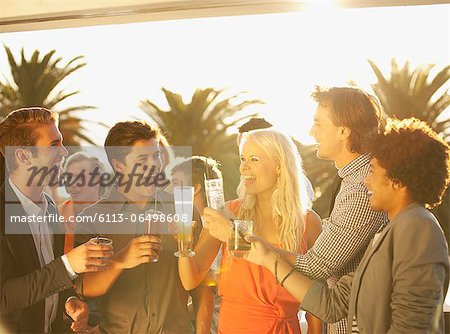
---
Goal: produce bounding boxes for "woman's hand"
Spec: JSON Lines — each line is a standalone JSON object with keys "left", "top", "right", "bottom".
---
{"left": 202, "top": 208, "right": 232, "bottom": 243}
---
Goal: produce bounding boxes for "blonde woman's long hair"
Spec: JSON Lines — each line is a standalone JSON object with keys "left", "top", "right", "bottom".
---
{"left": 236, "top": 129, "right": 312, "bottom": 252}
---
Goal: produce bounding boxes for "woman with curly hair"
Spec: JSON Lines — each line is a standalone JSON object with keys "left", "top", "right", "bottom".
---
{"left": 178, "top": 129, "right": 323, "bottom": 333}
{"left": 245, "top": 117, "right": 450, "bottom": 333}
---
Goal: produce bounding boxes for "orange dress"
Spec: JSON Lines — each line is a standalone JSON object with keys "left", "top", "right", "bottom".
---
{"left": 217, "top": 200, "right": 309, "bottom": 334}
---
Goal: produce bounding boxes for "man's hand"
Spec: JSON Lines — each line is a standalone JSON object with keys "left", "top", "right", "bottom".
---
{"left": 202, "top": 208, "right": 232, "bottom": 242}
{"left": 244, "top": 235, "right": 276, "bottom": 268}
{"left": 65, "top": 298, "right": 89, "bottom": 333}
{"left": 114, "top": 235, "right": 161, "bottom": 269}
{"left": 66, "top": 241, "right": 114, "bottom": 274}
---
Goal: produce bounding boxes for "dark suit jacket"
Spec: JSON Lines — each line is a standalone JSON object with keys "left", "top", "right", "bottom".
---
{"left": 0, "top": 180, "right": 76, "bottom": 333}
{"left": 302, "top": 203, "right": 449, "bottom": 333}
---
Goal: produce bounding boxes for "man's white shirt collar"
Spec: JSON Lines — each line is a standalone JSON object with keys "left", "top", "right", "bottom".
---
{"left": 8, "top": 177, "right": 48, "bottom": 216}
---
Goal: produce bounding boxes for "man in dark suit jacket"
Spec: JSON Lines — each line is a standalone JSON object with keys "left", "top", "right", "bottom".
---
{"left": 0, "top": 107, "right": 113, "bottom": 333}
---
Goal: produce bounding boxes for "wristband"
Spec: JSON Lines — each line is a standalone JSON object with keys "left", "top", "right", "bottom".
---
{"left": 281, "top": 268, "right": 296, "bottom": 287}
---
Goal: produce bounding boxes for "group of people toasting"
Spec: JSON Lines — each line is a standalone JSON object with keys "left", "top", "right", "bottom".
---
{"left": 0, "top": 85, "right": 449, "bottom": 334}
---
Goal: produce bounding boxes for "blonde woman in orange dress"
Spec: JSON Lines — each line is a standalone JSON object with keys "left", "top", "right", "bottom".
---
{"left": 178, "top": 129, "right": 322, "bottom": 333}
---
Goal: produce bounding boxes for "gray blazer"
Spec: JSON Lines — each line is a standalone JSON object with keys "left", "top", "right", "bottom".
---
{"left": 301, "top": 203, "right": 449, "bottom": 333}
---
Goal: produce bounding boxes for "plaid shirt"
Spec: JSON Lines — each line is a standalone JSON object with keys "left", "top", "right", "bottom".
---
{"left": 296, "top": 154, "right": 387, "bottom": 334}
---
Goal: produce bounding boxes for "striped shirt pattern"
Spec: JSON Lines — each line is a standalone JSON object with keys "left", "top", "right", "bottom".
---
{"left": 295, "top": 154, "right": 388, "bottom": 334}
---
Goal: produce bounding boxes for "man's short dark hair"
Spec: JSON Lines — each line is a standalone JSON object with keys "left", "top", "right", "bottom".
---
{"left": 238, "top": 117, "right": 272, "bottom": 133}
{"left": 0, "top": 107, "right": 59, "bottom": 171}
{"left": 167, "top": 156, "right": 221, "bottom": 199}
{"left": 366, "top": 117, "right": 450, "bottom": 209}
{"left": 312, "top": 86, "right": 383, "bottom": 154}
{"left": 104, "top": 121, "right": 165, "bottom": 167}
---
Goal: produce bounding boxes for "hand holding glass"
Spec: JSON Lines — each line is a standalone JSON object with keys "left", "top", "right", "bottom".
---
{"left": 89, "top": 236, "right": 114, "bottom": 267}
{"left": 228, "top": 220, "right": 253, "bottom": 257}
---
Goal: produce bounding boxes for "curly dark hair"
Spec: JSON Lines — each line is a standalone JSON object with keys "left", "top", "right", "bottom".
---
{"left": 366, "top": 118, "right": 450, "bottom": 209}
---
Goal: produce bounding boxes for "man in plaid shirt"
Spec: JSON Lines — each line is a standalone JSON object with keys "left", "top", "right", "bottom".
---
{"left": 295, "top": 86, "right": 387, "bottom": 333}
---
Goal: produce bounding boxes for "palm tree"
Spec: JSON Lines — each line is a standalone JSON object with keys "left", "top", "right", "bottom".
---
{"left": 140, "top": 87, "right": 264, "bottom": 199}
{"left": 370, "top": 58, "right": 450, "bottom": 240}
{"left": 0, "top": 46, "right": 98, "bottom": 147}
{"left": 369, "top": 59, "right": 450, "bottom": 139}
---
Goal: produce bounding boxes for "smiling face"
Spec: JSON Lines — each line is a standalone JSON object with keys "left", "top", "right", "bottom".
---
{"left": 66, "top": 160, "right": 101, "bottom": 203}
{"left": 239, "top": 139, "right": 279, "bottom": 198}
{"left": 309, "top": 104, "right": 346, "bottom": 163}
{"left": 171, "top": 170, "right": 191, "bottom": 188}
{"left": 364, "top": 158, "right": 395, "bottom": 212}
{"left": 114, "top": 138, "right": 163, "bottom": 199}
{"left": 27, "top": 123, "right": 68, "bottom": 186}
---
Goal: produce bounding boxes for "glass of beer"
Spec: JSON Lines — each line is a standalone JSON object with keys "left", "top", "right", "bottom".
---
{"left": 89, "top": 236, "right": 113, "bottom": 246}
{"left": 89, "top": 236, "right": 113, "bottom": 267}
{"left": 173, "top": 186, "right": 195, "bottom": 257}
{"left": 228, "top": 220, "right": 253, "bottom": 257}
{"left": 144, "top": 209, "right": 164, "bottom": 262}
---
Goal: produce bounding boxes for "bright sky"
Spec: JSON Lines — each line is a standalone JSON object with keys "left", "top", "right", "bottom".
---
{"left": 0, "top": 4, "right": 449, "bottom": 145}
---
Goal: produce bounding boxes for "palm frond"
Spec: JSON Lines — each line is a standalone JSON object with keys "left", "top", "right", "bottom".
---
{"left": 0, "top": 46, "right": 98, "bottom": 146}
{"left": 370, "top": 58, "right": 450, "bottom": 136}
{"left": 139, "top": 87, "right": 264, "bottom": 199}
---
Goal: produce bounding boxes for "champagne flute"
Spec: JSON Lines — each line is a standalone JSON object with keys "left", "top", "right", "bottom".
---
{"left": 143, "top": 195, "right": 162, "bottom": 262}
{"left": 173, "top": 184, "right": 195, "bottom": 257}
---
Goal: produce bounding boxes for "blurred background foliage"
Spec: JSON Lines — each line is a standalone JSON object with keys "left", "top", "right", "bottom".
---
{"left": 1, "top": 46, "right": 448, "bottom": 243}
